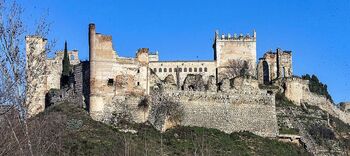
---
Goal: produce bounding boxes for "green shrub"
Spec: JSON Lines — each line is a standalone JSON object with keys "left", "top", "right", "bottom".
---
{"left": 302, "top": 74, "right": 333, "bottom": 103}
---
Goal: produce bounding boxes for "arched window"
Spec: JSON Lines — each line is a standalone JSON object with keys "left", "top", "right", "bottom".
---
{"left": 159, "top": 68, "right": 162, "bottom": 72}
{"left": 169, "top": 68, "right": 172, "bottom": 72}
{"left": 70, "top": 55, "right": 75, "bottom": 60}
{"left": 194, "top": 68, "right": 197, "bottom": 72}
{"left": 153, "top": 68, "right": 157, "bottom": 72}
{"left": 189, "top": 68, "right": 192, "bottom": 72}
{"left": 164, "top": 68, "right": 167, "bottom": 72}
{"left": 204, "top": 67, "right": 207, "bottom": 72}
{"left": 199, "top": 68, "right": 202, "bottom": 72}
{"left": 174, "top": 68, "right": 177, "bottom": 72}
{"left": 184, "top": 68, "right": 187, "bottom": 72}
{"left": 178, "top": 68, "right": 182, "bottom": 72}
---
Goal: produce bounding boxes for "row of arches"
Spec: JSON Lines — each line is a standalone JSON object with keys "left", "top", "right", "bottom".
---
{"left": 153, "top": 67, "right": 208, "bottom": 73}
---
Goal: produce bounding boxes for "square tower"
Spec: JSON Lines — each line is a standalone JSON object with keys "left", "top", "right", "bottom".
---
{"left": 213, "top": 30, "right": 257, "bottom": 81}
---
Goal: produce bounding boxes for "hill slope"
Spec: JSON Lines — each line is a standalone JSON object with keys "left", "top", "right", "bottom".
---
{"left": 33, "top": 103, "right": 308, "bottom": 156}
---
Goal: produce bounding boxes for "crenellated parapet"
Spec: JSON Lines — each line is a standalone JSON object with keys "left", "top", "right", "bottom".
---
{"left": 215, "top": 30, "right": 256, "bottom": 41}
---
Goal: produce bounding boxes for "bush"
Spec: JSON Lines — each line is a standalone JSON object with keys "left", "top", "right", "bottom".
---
{"left": 308, "top": 124, "right": 335, "bottom": 144}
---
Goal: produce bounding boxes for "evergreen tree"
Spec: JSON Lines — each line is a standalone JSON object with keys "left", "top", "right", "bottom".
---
{"left": 62, "top": 41, "right": 70, "bottom": 76}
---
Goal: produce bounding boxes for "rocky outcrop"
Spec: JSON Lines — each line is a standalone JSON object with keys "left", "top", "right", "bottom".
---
{"left": 206, "top": 75, "right": 217, "bottom": 92}
{"left": 219, "top": 78, "right": 231, "bottom": 92}
{"left": 183, "top": 74, "right": 206, "bottom": 91}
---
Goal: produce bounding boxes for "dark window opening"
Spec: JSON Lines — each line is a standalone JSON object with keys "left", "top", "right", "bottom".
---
{"left": 184, "top": 68, "right": 187, "bottom": 72}
{"left": 108, "top": 79, "right": 114, "bottom": 86}
{"left": 263, "top": 61, "right": 270, "bottom": 85}
{"left": 137, "top": 82, "right": 140, "bottom": 86}
{"left": 199, "top": 68, "right": 202, "bottom": 72}
{"left": 137, "top": 69, "right": 140, "bottom": 73}
{"left": 169, "top": 68, "right": 172, "bottom": 72}
{"left": 159, "top": 68, "right": 162, "bottom": 72}
{"left": 189, "top": 68, "right": 192, "bottom": 72}
{"left": 194, "top": 68, "right": 197, "bottom": 72}
{"left": 174, "top": 68, "right": 177, "bottom": 72}
{"left": 204, "top": 67, "right": 207, "bottom": 72}
{"left": 178, "top": 68, "right": 182, "bottom": 72}
{"left": 164, "top": 68, "right": 167, "bottom": 72}
{"left": 153, "top": 68, "right": 157, "bottom": 72}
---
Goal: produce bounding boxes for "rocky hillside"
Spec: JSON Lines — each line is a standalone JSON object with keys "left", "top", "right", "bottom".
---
{"left": 29, "top": 102, "right": 307, "bottom": 156}
{"left": 276, "top": 93, "right": 350, "bottom": 155}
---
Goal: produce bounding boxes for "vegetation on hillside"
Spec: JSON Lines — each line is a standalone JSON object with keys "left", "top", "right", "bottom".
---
{"left": 27, "top": 103, "right": 308, "bottom": 156}
{"left": 275, "top": 93, "right": 350, "bottom": 154}
{"left": 301, "top": 74, "right": 333, "bottom": 103}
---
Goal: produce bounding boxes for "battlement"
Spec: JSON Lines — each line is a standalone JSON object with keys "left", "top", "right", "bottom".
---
{"left": 215, "top": 30, "right": 256, "bottom": 41}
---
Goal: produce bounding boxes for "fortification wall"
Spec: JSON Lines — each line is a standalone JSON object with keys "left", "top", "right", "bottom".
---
{"left": 164, "top": 90, "right": 278, "bottom": 137}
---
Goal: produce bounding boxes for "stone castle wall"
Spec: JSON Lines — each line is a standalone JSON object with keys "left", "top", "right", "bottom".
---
{"left": 166, "top": 90, "right": 278, "bottom": 137}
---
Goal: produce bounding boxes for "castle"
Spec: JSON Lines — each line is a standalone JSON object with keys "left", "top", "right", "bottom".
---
{"left": 25, "top": 23, "right": 349, "bottom": 138}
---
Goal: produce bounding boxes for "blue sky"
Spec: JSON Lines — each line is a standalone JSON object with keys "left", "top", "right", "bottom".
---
{"left": 21, "top": 0, "right": 349, "bottom": 103}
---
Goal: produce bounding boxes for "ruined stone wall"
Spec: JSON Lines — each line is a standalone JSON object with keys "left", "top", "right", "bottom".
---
{"left": 163, "top": 90, "right": 278, "bottom": 137}
{"left": 302, "top": 91, "right": 350, "bottom": 125}
{"left": 25, "top": 36, "right": 47, "bottom": 117}
{"left": 89, "top": 24, "right": 148, "bottom": 120}
{"left": 46, "top": 50, "right": 80, "bottom": 90}
{"left": 257, "top": 53, "right": 278, "bottom": 84}
{"left": 283, "top": 77, "right": 309, "bottom": 106}
{"left": 214, "top": 31, "right": 257, "bottom": 81}
{"left": 282, "top": 77, "right": 350, "bottom": 125}
{"left": 149, "top": 61, "right": 216, "bottom": 87}
{"left": 257, "top": 49, "right": 293, "bottom": 84}
{"left": 277, "top": 50, "right": 293, "bottom": 78}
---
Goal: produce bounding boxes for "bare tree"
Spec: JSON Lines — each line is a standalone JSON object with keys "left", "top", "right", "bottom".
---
{"left": 0, "top": 0, "right": 55, "bottom": 155}
{"left": 220, "top": 59, "right": 250, "bottom": 79}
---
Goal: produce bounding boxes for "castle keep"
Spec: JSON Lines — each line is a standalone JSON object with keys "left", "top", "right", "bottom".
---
{"left": 25, "top": 23, "right": 350, "bottom": 138}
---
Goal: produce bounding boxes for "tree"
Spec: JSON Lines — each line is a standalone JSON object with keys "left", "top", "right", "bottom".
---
{"left": 62, "top": 41, "right": 70, "bottom": 76}
{"left": 60, "top": 41, "right": 70, "bottom": 87}
{"left": 221, "top": 59, "right": 250, "bottom": 79}
{"left": 0, "top": 0, "right": 56, "bottom": 155}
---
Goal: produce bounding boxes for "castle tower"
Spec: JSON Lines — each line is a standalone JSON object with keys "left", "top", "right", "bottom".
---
{"left": 213, "top": 30, "right": 257, "bottom": 81}
{"left": 25, "top": 36, "right": 47, "bottom": 117}
{"left": 89, "top": 23, "right": 118, "bottom": 120}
